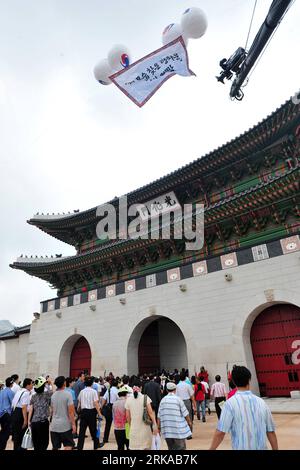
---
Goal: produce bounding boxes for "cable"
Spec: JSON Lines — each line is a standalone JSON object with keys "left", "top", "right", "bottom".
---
{"left": 245, "top": 0, "right": 258, "bottom": 51}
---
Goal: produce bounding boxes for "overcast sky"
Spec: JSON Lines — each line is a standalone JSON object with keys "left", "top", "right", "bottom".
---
{"left": 1, "top": 0, "right": 299, "bottom": 326}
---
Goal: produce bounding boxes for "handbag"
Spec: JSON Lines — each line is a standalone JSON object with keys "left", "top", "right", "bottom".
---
{"left": 21, "top": 427, "right": 33, "bottom": 449}
{"left": 11, "top": 390, "right": 26, "bottom": 425}
{"left": 102, "top": 388, "right": 113, "bottom": 420}
{"left": 151, "top": 434, "right": 161, "bottom": 450}
{"left": 102, "top": 403, "right": 113, "bottom": 419}
{"left": 142, "top": 394, "right": 152, "bottom": 426}
{"left": 96, "top": 417, "right": 102, "bottom": 439}
{"left": 125, "top": 422, "right": 130, "bottom": 440}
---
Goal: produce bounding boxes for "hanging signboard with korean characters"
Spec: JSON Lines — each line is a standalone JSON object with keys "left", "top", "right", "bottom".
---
{"left": 109, "top": 37, "right": 195, "bottom": 107}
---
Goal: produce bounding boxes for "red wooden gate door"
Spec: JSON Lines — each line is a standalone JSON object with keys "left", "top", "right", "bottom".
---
{"left": 138, "top": 320, "right": 160, "bottom": 374}
{"left": 70, "top": 337, "right": 91, "bottom": 378}
{"left": 250, "top": 304, "right": 300, "bottom": 397}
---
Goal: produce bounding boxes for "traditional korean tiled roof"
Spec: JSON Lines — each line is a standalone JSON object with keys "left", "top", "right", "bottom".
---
{"left": 15, "top": 255, "right": 67, "bottom": 264}
{"left": 0, "top": 324, "right": 31, "bottom": 339}
{"left": 10, "top": 164, "right": 300, "bottom": 276}
{"left": 27, "top": 94, "right": 300, "bottom": 245}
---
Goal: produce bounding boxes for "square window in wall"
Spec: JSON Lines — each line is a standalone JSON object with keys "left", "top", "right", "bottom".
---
{"left": 125, "top": 280, "right": 136, "bottom": 293}
{"left": 167, "top": 268, "right": 181, "bottom": 283}
{"left": 146, "top": 274, "right": 156, "bottom": 288}
{"left": 106, "top": 285, "right": 116, "bottom": 297}
{"left": 60, "top": 298, "right": 68, "bottom": 309}
{"left": 192, "top": 261, "right": 208, "bottom": 276}
{"left": 252, "top": 244, "right": 269, "bottom": 262}
{"left": 280, "top": 235, "right": 300, "bottom": 254}
{"left": 88, "top": 290, "right": 97, "bottom": 302}
{"left": 220, "top": 252, "right": 238, "bottom": 269}
{"left": 73, "top": 294, "right": 81, "bottom": 306}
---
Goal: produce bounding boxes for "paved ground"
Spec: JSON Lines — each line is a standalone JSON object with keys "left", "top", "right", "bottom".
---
{"left": 6, "top": 412, "right": 300, "bottom": 450}
{"left": 262, "top": 397, "right": 300, "bottom": 414}
{"left": 208, "top": 397, "right": 300, "bottom": 414}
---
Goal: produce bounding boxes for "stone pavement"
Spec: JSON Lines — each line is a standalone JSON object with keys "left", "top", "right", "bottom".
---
{"left": 262, "top": 397, "right": 300, "bottom": 414}
{"left": 5, "top": 412, "right": 300, "bottom": 450}
{"left": 209, "top": 397, "right": 300, "bottom": 414}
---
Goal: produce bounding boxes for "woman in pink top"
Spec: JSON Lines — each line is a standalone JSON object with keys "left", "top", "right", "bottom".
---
{"left": 112, "top": 387, "right": 129, "bottom": 450}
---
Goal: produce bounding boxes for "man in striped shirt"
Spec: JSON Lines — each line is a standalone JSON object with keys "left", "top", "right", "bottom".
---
{"left": 210, "top": 375, "right": 227, "bottom": 419}
{"left": 157, "top": 382, "right": 192, "bottom": 450}
{"left": 209, "top": 366, "right": 278, "bottom": 450}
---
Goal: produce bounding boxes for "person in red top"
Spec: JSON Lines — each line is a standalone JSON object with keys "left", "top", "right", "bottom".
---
{"left": 199, "top": 366, "right": 209, "bottom": 384}
{"left": 227, "top": 373, "right": 238, "bottom": 399}
{"left": 194, "top": 377, "right": 206, "bottom": 422}
{"left": 227, "top": 387, "right": 238, "bottom": 399}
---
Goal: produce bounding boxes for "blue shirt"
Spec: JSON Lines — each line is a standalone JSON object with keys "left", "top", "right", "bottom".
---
{"left": 217, "top": 390, "right": 275, "bottom": 450}
{"left": 0, "top": 387, "right": 14, "bottom": 417}
{"left": 73, "top": 379, "right": 85, "bottom": 406}
{"left": 65, "top": 387, "right": 76, "bottom": 402}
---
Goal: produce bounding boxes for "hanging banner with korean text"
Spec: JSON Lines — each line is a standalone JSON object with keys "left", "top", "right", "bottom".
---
{"left": 110, "top": 37, "right": 195, "bottom": 107}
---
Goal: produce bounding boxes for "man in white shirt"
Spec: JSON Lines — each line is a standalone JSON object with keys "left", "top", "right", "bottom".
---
{"left": 176, "top": 372, "right": 196, "bottom": 434}
{"left": 11, "top": 374, "right": 21, "bottom": 395}
{"left": 11, "top": 378, "right": 33, "bottom": 450}
{"left": 121, "top": 376, "right": 133, "bottom": 397}
{"left": 77, "top": 376, "right": 102, "bottom": 450}
{"left": 101, "top": 379, "right": 119, "bottom": 445}
{"left": 210, "top": 375, "right": 227, "bottom": 419}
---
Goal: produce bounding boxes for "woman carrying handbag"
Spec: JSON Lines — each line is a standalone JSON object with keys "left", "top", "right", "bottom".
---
{"left": 28, "top": 376, "right": 53, "bottom": 451}
{"left": 125, "top": 379, "right": 158, "bottom": 450}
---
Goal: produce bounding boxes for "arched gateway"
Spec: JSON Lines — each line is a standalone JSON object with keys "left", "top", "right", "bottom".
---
{"left": 58, "top": 335, "right": 91, "bottom": 377}
{"left": 127, "top": 316, "right": 188, "bottom": 376}
{"left": 250, "top": 304, "right": 300, "bottom": 397}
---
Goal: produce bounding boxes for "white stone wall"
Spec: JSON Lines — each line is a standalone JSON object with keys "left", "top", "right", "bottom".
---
{"left": 2, "top": 251, "right": 300, "bottom": 393}
{"left": 0, "top": 333, "right": 29, "bottom": 380}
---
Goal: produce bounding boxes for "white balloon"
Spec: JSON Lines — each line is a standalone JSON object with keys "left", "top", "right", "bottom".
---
{"left": 93, "top": 59, "right": 113, "bottom": 85}
{"left": 162, "top": 23, "right": 188, "bottom": 46}
{"left": 181, "top": 7, "right": 208, "bottom": 39}
{"left": 107, "top": 44, "right": 131, "bottom": 72}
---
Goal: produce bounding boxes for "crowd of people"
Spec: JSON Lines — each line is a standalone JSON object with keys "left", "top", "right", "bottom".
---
{"left": 0, "top": 365, "right": 278, "bottom": 451}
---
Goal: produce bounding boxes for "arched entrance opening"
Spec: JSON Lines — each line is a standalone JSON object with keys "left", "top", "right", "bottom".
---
{"left": 70, "top": 337, "right": 91, "bottom": 377}
{"left": 250, "top": 304, "right": 300, "bottom": 397}
{"left": 58, "top": 335, "right": 91, "bottom": 377}
{"left": 127, "top": 316, "right": 188, "bottom": 376}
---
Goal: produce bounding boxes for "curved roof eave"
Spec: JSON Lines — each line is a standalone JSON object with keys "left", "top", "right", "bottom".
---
{"left": 26, "top": 94, "right": 300, "bottom": 249}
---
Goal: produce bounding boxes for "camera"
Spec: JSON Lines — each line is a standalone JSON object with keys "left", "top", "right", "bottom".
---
{"left": 216, "top": 47, "right": 247, "bottom": 84}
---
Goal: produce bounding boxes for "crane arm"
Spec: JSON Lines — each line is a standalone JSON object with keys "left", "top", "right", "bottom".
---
{"left": 230, "top": 0, "right": 294, "bottom": 99}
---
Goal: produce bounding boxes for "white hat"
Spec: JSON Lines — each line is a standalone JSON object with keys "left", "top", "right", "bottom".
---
{"left": 166, "top": 381, "right": 176, "bottom": 391}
